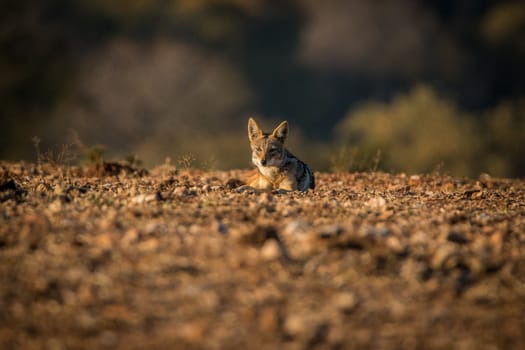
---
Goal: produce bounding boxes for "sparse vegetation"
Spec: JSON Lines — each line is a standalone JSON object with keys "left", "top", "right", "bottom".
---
{"left": 31, "top": 136, "right": 41, "bottom": 165}
{"left": 41, "top": 142, "right": 79, "bottom": 167}
{"left": 124, "top": 154, "right": 143, "bottom": 168}
{"left": 329, "top": 146, "right": 382, "bottom": 173}
{"left": 84, "top": 144, "right": 106, "bottom": 164}
{"left": 177, "top": 153, "right": 196, "bottom": 170}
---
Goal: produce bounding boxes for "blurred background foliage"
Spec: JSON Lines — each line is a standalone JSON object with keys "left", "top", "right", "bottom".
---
{"left": 1, "top": 0, "right": 524, "bottom": 177}
{"left": 336, "top": 85, "right": 480, "bottom": 175}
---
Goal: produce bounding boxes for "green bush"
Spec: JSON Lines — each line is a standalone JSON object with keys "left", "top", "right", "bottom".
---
{"left": 481, "top": 98, "right": 525, "bottom": 176}
{"left": 336, "top": 85, "right": 480, "bottom": 176}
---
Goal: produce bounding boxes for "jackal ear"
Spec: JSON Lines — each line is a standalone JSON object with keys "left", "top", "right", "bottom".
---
{"left": 272, "top": 121, "right": 288, "bottom": 143}
{"left": 248, "top": 117, "right": 263, "bottom": 142}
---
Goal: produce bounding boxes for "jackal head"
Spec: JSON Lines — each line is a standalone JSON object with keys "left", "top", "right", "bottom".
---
{"left": 248, "top": 117, "right": 288, "bottom": 168}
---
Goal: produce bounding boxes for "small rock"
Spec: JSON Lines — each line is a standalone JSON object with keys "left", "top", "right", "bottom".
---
{"left": 333, "top": 292, "right": 358, "bottom": 313}
{"left": 367, "top": 196, "right": 386, "bottom": 209}
{"left": 226, "top": 178, "right": 244, "bottom": 189}
{"left": 259, "top": 306, "right": 280, "bottom": 333}
{"left": 103, "top": 304, "right": 135, "bottom": 324}
{"left": 98, "top": 330, "right": 118, "bottom": 347}
{"left": 478, "top": 173, "right": 491, "bottom": 184}
{"left": 447, "top": 231, "right": 469, "bottom": 244}
{"left": 48, "top": 199, "right": 62, "bottom": 213}
{"left": 137, "top": 238, "right": 159, "bottom": 252}
{"left": 431, "top": 244, "right": 458, "bottom": 270}
{"left": 284, "top": 314, "right": 307, "bottom": 337}
{"left": 54, "top": 185, "right": 64, "bottom": 195}
{"left": 366, "top": 226, "right": 390, "bottom": 238}
{"left": 10, "top": 302, "right": 25, "bottom": 320}
{"left": 77, "top": 285, "right": 95, "bottom": 305}
{"left": 173, "top": 186, "right": 188, "bottom": 197}
{"left": 121, "top": 228, "right": 139, "bottom": 246}
{"left": 45, "top": 338, "right": 64, "bottom": 350}
{"left": 200, "top": 291, "right": 220, "bottom": 311}
{"left": 463, "top": 282, "right": 498, "bottom": 304}
{"left": 64, "top": 267, "right": 87, "bottom": 285}
{"left": 76, "top": 311, "right": 98, "bottom": 331}
{"left": 442, "top": 182, "right": 455, "bottom": 192}
{"left": 130, "top": 193, "right": 157, "bottom": 204}
{"left": 93, "top": 233, "right": 113, "bottom": 251}
{"left": 284, "top": 220, "right": 308, "bottom": 235}
{"left": 215, "top": 220, "right": 228, "bottom": 234}
{"left": 239, "top": 225, "right": 278, "bottom": 246}
{"left": 377, "top": 209, "right": 394, "bottom": 220}
{"left": 143, "top": 222, "right": 159, "bottom": 235}
{"left": 327, "top": 324, "right": 345, "bottom": 346}
{"left": 260, "top": 239, "right": 281, "bottom": 261}
{"left": 490, "top": 232, "right": 503, "bottom": 253}
{"left": 36, "top": 183, "right": 48, "bottom": 192}
{"left": 317, "top": 225, "right": 343, "bottom": 239}
{"left": 386, "top": 236, "right": 405, "bottom": 254}
{"left": 32, "top": 276, "right": 49, "bottom": 293}
{"left": 477, "top": 212, "right": 491, "bottom": 225}
{"left": 179, "top": 321, "right": 207, "bottom": 343}
{"left": 409, "top": 175, "right": 421, "bottom": 186}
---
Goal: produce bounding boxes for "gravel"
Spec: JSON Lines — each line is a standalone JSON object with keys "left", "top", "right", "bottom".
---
{"left": 1, "top": 161, "right": 524, "bottom": 349}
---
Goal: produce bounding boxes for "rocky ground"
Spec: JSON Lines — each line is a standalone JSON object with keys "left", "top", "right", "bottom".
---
{"left": 1, "top": 161, "right": 524, "bottom": 349}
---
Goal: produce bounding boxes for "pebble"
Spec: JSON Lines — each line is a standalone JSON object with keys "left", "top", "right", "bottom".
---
{"left": 490, "top": 232, "right": 503, "bottom": 253}
{"left": 409, "top": 175, "right": 421, "bottom": 186}
{"left": 215, "top": 220, "right": 228, "bottom": 234}
{"left": 93, "top": 233, "right": 113, "bottom": 251}
{"left": 260, "top": 239, "right": 281, "bottom": 260}
{"left": 45, "top": 338, "right": 64, "bottom": 350}
{"left": 130, "top": 193, "right": 157, "bottom": 204}
{"left": 447, "top": 231, "right": 469, "bottom": 244}
{"left": 137, "top": 238, "right": 159, "bottom": 252}
{"left": 317, "top": 224, "right": 343, "bottom": 239}
{"left": 48, "top": 199, "right": 62, "bottom": 213}
{"left": 121, "top": 228, "right": 139, "bottom": 246}
{"left": 478, "top": 173, "right": 492, "bottom": 184}
{"left": 386, "top": 236, "right": 405, "bottom": 254}
{"left": 367, "top": 196, "right": 386, "bottom": 208}
{"left": 179, "top": 321, "right": 207, "bottom": 343}
{"left": 98, "top": 330, "right": 118, "bottom": 347}
{"left": 173, "top": 186, "right": 187, "bottom": 197}
{"left": 333, "top": 292, "right": 358, "bottom": 313}
{"left": 36, "top": 183, "right": 48, "bottom": 192}
{"left": 284, "top": 220, "right": 309, "bottom": 235}
{"left": 259, "top": 306, "right": 280, "bottom": 333}
{"left": 431, "top": 244, "right": 458, "bottom": 270}
{"left": 463, "top": 282, "right": 498, "bottom": 304}
{"left": 284, "top": 315, "right": 307, "bottom": 337}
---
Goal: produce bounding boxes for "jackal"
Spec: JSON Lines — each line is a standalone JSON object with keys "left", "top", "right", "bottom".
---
{"left": 244, "top": 117, "right": 314, "bottom": 192}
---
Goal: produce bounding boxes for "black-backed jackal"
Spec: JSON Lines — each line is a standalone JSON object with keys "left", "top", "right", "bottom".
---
{"left": 244, "top": 117, "right": 315, "bottom": 192}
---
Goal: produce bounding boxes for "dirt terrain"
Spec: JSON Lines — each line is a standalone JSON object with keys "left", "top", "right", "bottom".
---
{"left": 1, "top": 161, "right": 524, "bottom": 349}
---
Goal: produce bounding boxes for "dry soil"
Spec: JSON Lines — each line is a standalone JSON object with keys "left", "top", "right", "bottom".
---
{"left": 1, "top": 161, "right": 524, "bottom": 349}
